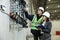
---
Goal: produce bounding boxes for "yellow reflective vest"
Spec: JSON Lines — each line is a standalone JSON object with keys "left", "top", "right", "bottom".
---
{"left": 31, "top": 15, "right": 43, "bottom": 30}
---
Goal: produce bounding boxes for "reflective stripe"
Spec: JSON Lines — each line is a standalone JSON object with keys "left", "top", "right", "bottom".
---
{"left": 31, "top": 27, "right": 38, "bottom": 30}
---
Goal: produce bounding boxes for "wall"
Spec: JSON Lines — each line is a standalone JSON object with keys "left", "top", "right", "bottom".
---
{"left": 51, "top": 20, "right": 60, "bottom": 40}
{"left": 0, "top": 0, "right": 10, "bottom": 40}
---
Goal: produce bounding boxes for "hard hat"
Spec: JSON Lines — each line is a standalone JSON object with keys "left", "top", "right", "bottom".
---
{"left": 42, "top": 12, "right": 50, "bottom": 18}
{"left": 38, "top": 7, "right": 44, "bottom": 12}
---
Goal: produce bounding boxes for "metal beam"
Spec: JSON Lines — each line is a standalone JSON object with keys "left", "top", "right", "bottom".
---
{"left": 46, "top": 8, "right": 60, "bottom": 10}
{"left": 47, "top": 2, "right": 60, "bottom": 5}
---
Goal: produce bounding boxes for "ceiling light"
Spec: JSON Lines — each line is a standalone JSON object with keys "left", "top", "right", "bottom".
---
{"left": 46, "top": 6, "right": 48, "bottom": 8}
{"left": 55, "top": 10, "right": 57, "bottom": 12}
{"left": 48, "top": 0, "right": 51, "bottom": 2}
{"left": 58, "top": 5, "right": 60, "bottom": 8}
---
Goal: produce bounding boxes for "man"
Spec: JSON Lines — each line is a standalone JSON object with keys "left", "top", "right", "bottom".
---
{"left": 24, "top": 7, "right": 44, "bottom": 40}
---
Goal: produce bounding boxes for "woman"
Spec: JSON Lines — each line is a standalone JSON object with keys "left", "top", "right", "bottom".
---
{"left": 37, "top": 12, "right": 52, "bottom": 40}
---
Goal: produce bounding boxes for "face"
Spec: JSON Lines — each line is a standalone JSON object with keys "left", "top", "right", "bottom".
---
{"left": 42, "top": 16, "right": 47, "bottom": 21}
{"left": 37, "top": 9, "right": 43, "bottom": 16}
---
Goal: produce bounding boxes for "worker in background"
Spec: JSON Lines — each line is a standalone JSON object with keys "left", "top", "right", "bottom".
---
{"left": 24, "top": 7, "right": 44, "bottom": 40}
{"left": 38, "top": 12, "right": 52, "bottom": 40}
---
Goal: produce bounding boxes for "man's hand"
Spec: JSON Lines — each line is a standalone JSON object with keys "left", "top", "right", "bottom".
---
{"left": 38, "top": 28, "right": 42, "bottom": 31}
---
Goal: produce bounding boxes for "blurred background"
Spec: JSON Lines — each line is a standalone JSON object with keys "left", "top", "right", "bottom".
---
{"left": 0, "top": 0, "right": 60, "bottom": 40}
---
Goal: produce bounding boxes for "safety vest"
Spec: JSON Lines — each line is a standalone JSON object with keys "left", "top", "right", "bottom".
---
{"left": 31, "top": 15, "right": 43, "bottom": 30}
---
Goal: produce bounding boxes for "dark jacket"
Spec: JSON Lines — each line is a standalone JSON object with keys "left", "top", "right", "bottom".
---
{"left": 40, "top": 21, "right": 52, "bottom": 40}
{"left": 25, "top": 12, "right": 34, "bottom": 21}
{"left": 42, "top": 21, "right": 52, "bottom": 33}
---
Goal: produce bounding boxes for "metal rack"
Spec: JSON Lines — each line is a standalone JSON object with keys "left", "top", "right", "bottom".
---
{"left": 9, "top": 0, "right": 27, "bottom": 32}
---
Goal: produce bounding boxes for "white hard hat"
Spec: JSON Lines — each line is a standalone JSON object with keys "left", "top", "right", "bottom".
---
{"left": 38, "top": 7, "right": 44, "bottom": 12}
{"left": 42, "top": 12, "right": 50, "bottom": 18}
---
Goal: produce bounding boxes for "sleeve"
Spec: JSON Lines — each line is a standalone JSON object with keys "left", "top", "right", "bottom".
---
{"left": 25, "top": 11, "right": 34, "bottom": 21}
{"left": 42, "top": 22, "right": 52, "bottom": 33}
